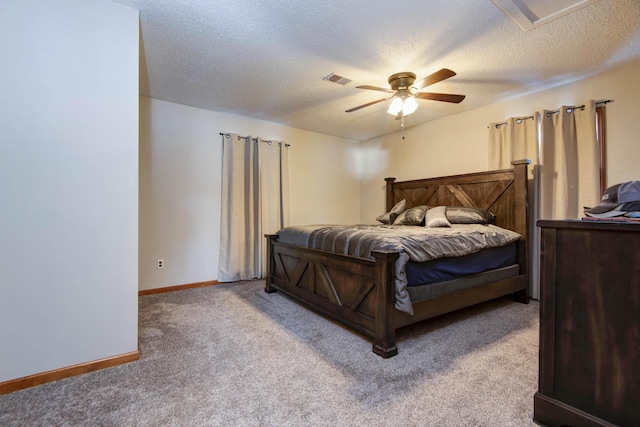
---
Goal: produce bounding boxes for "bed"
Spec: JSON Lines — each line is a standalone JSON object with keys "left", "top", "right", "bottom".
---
{"left": 265, "top": 160, "right": 530, "bottom": 358}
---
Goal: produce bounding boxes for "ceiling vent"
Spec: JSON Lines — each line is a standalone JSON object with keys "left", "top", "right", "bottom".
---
{"left": 492, "top": 0, "right": 602, "bottom": 31}
{"left": 322, "top": 73, "right": 352, "bottom": 85}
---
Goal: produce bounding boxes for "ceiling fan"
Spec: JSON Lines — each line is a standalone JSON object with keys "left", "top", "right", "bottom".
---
{"left": 345, "top": 68, "right": 465, "bottom": 118}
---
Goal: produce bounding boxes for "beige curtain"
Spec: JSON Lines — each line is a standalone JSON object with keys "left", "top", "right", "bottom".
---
{"left": 488, "top": 116, "right": 539, "bottom": 170}
{"left": 488, "top": 115, "right": 540, "bottom": 298}
{"left": 218, "top": 134, "right": 290, "bottom": 282}
{"left": 540, "top": 101, "right": 599, "bottom": 219}
{"left": 488, "top": 119, "right": 511, "bottom": 170}
{"left": 488, "top": 101, "right": 600, "bottom": 299}
{"left": 257, "top": 139, "right": 290, "bottom": 278}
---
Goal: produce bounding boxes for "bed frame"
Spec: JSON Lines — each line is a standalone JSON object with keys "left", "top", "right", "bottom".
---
{"left": 265, "top": 160, "right": 530, "bottom": 358}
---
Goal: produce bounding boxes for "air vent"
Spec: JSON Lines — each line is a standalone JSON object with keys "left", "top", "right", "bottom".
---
{"left": 492, "top": 0, "right": 602, "bottom": 31}
{"left": 322, "top": 73, "right": 351, "bottom": 85}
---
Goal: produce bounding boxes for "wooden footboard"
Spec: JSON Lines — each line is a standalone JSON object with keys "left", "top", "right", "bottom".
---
{"left": 265, "top": 234, "right": 400, "bottom": 357}
{"left": 265, "top": 234, "right": 527, "bottom": 358}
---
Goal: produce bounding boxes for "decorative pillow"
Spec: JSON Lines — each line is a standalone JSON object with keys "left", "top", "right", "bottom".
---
{"left": 376, "top": 199, "right": 406, "bottom": 224}
{"left": 393, "top": 205, "right": 429, "bottom": 225}
{"left": 425, "top": 206, "right": 451, "bottom": 227}
{"left": 445, "top": 206, "right": 496, "bottom": 224}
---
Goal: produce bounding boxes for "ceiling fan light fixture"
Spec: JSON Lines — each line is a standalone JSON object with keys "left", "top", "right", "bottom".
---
{"left": 386, "top": 96, "right": 418, "bottom": 116}
{"left": 387, "top": 97, "right": 404, "bottom": 115}
{"left": 403, "top": 96, "right": 418, "bottom": 115}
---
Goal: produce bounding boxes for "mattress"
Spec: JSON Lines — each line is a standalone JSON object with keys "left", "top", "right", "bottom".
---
{"left": 405, "top": 243, "right": 517, "bottom": 287}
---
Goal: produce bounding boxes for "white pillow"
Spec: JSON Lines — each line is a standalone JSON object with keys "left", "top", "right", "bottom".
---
{"left": 425, "top": 206, "right": 451, "bottom": 228}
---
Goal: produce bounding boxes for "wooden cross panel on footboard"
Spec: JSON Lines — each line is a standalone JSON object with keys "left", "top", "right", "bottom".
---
{"left": 265, "top": 238, "right": 400, "bottom": 357}
{"left": 265, "top": 160, "right": 530, "bottom": 358}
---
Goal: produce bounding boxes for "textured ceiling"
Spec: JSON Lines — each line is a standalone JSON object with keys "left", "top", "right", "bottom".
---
{"left": 110, "top": 0, "right": 640, "bottom": 141}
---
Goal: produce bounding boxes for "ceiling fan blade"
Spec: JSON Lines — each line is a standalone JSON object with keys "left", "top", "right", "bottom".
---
{"left": 345, "top": 97, "right": 389, "bottom": 113}
{"left": 356, "top": 85, "right": 395, "bottom": 93}
{"left": 414, "top": 68, "right": 456, "bottom": 90}
{"left": 414, "top": 92, "right": 466, "bottom": 103}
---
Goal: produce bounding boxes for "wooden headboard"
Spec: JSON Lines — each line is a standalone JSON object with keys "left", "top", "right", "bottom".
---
{"left": 385, "top": 159, "right": 530, "bottom": 241}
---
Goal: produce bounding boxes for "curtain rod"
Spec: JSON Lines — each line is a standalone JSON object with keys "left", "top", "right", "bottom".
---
{"left": 219, "top": 132, "right": 249, "bottom": 140}
{"left": 219, "top": 132, "right": 290, "bottom": 147}
{"left": 490, "top": 99, "right": 614, "bottom": 127}
{"left": 545, "top": 99, "right": 614, "bottom": 117}
{"left": 490, "top": 115, "right": 535, "bottom": 129}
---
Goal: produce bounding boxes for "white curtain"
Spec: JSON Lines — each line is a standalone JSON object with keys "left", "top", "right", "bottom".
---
{"left": 539, "top": 101, "right": 600, "bottom": 220}
{"left": 218, "top": 133, "right": 290, "bottom": 282}
{"left": 488, "top": 115, "right": 540, "bottom": 298}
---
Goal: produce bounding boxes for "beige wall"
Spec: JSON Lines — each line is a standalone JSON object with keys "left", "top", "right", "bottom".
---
{"left": 359, "top": 62, "right": 640, "bottom": 223}
{"left": 139, "top": 98, "right": 360, "bottom": 290}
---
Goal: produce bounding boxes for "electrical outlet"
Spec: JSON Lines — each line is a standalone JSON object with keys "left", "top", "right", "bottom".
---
{"left": 157, "top": 259, "right": 164, "bottom": 269}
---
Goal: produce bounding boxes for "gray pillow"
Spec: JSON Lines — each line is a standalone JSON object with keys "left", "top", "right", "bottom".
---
{"left": 446, "top": 206, "right": 495, "bottom": 224}
{"left": 376, "top": 199, "right": 406, "bottom": 224}
{"left": 393, "top": 205, "right": 430, "bottom": 225}
{"left": 425, "top": 206, "right": 451, "bottom": 227}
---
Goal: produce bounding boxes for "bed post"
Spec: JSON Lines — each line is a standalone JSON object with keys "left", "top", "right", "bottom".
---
{"left": 371, "top": 250, "right": 399, "bottom": 358}
{"left": 511, "top": 159, "right": 530, "bottom": 303}
{"left": 385, "top": 177, "right": 396, "bottom": 212}
{"left": 264, "top": 234, "right": 278, "bottom": 294}
{"left": 511, "top": 159, "right": 530, "bottom": 242}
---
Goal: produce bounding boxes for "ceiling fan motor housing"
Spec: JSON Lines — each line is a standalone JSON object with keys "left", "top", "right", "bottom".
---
{"left": 388, "top": 72, "right": 417, "bottom": 91}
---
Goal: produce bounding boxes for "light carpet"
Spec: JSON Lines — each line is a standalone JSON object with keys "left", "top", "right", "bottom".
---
{"left": 0, "top": 280, "right": 540, "bottom": 426}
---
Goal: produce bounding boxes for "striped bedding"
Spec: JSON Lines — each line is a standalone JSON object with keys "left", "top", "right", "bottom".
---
{"left": 276, "top": 224, "right": 521, "bottom": 314}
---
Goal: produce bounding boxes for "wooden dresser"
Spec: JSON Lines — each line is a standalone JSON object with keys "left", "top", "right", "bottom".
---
{"left": 534, "top": 220, "right": 640, "bottom": 427}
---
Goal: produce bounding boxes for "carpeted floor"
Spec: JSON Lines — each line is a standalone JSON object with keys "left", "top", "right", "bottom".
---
{"left": 0, "top": 280, "right": 540, "bottom": 426}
